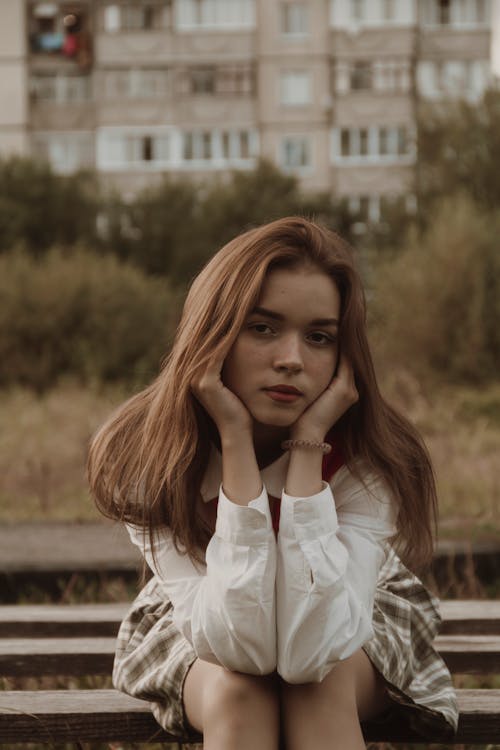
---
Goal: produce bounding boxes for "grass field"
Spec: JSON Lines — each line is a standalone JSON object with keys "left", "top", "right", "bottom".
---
{"left": 0, "top": 374, "right": 499, "bottom": 542}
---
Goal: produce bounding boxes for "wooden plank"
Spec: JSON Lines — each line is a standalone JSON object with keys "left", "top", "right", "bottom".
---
{"left": 436, "top": 635, "right": 500, "bottom": 674}
{"left": 439, "top": 600, "right": 500, "bottom": 635}
{"left": 0, "top": 604, "right": 128, "bottom": 637}
{"left": 2, "top": 635, "right": 499, "bottom": 677}
{"left": 0, "top": 689, "right": 499, "bottom": 744}
{"left": 0, "top": 638, "right": 115, "bottom": 676}
{"left": 1, "top": 600, "right": 499, "bottom": 638}
{"left": 0, "top": 689, "right": 182, "bottom": 743}
{"left": 363, "top": 689, "right": 500, "bottom": 744}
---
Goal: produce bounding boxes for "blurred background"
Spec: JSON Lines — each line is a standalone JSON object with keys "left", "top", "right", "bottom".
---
{"left": 0, "top": 0, "right": 498, "bottom": 588}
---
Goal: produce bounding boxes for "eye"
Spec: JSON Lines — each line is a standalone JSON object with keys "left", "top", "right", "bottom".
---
{"left": 248, "top": 322, "right": 274, "bottom": 336}
{"left": 307, "top": 331, "right": 337, "bottom": 346}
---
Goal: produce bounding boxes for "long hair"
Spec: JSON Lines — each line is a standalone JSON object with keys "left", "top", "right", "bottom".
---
{"left": 87, "top": 217, "right": 437, "bottom": 571}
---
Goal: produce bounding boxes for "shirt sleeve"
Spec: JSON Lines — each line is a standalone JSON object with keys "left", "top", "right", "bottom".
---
{"left": 126, "top": 484, "right": 277, "bottom": 675}
{"left": 276, "top": 463, "right": 397, "bottom": 684}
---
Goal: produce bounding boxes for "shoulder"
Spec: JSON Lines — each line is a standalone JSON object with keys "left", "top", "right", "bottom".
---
{"left": 329, "top": 458, "right": 397, "bottom": 525}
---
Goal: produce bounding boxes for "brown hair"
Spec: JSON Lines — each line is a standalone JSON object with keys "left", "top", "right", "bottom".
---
{"left": 87, "top": 217, "right": 437, "bottom": 571}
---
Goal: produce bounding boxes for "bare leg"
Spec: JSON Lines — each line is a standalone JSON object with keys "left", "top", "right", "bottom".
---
{"left": 281, "top": 649, "right": 391, "bottom": 750}
{"left": 183, "top": 658, "right": 280, "bottom": 750}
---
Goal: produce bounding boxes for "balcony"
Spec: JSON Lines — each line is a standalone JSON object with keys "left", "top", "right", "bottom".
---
{"left": 28, "top": 2, "right": 93, "bottom": 70}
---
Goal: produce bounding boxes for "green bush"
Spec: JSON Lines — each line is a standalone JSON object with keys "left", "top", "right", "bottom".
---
{"left": 0, "top": 156, "right": 99, "bottom": 254}
{"left": 0, "top": 249, "right": 179, "bottom": 391}
{"left": 371, "top": 194, "right": 500, "bottom": 383}
{"left": 97, "top": 160, "right": 353, "bottom": 284}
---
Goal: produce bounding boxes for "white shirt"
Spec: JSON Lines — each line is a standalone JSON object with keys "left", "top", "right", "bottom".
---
{"left": 126, "top": 448, "right": 397, "bottom": 683}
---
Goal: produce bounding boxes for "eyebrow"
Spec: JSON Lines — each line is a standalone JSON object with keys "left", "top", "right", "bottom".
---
{"left": 250, "top": 306, "right": 339, "bottom": 327}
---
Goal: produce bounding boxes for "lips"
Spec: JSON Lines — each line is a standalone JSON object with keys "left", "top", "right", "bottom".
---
{"left": 263, "top": 385, "right": 303, "bottom": 403}
{"left": 264, "top": 385, "right": 303, "bottom": 395}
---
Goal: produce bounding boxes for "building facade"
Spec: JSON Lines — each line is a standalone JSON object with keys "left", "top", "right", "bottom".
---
{"left": 0, "top": 0, "right": 492, "bottom": 218}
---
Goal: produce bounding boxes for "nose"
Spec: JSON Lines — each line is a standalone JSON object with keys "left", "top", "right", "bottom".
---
{"left": 272, "top": 333, "right": 303, "bottom": 373}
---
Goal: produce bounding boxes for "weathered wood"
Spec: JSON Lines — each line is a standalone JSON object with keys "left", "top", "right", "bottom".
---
{"left": 0, "top": 689, "right": 498, "bottom": 744}
{"left": 2, "top": 634, "right": 499, "bottom": 677}
{"left": 1, "top": 599, "right": 499, "bottom": 638}
{"left": 363, "top": 689, "right": 500, "bottom": 744}
{"left": 0, "top": 637, "right": 116, "bottom": 676}
{"left": 0, "top": 689, "right": 182, "bottom": 743}
{"left": 1, "top": 600, "right": 498, "bottom": 745}
{"left": 436, "top": 635, "right": 500, "bottom": 674}
{"left": 0, "top": 603, "right": 127, "bottom": 637}
{"left": 439, "top": 600, "right": 500, "bottom": 635}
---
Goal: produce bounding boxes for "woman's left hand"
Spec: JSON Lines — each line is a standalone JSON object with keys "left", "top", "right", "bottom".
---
{"left": 291, "top": 354, "right": 359, "bottom": 441}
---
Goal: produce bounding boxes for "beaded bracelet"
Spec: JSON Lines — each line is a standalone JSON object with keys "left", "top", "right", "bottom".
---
{"left": 281, "top": 439, "right": 331, "bottom": 454}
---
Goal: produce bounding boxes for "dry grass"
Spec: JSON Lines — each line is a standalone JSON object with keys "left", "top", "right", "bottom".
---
{"left": 380, "top": 370, "right": 500, "bottom": 542}
{"left": 0, "top": 381, "right": 128, "bottom": 522}
{"left": 0, "top": 377, "right": 499, "bottom": 541}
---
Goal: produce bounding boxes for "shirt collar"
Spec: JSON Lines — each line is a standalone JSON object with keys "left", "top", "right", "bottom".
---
{"left": 200, "top": 444, "right": 290, "bottom": 501}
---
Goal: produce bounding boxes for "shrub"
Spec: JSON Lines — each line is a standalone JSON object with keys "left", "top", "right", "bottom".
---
{"left": 371, "top": 195, "right": 500, "bottom": 383}
{"left": 0, "top": 156, "right": 99, "bottom": 254}
{"left": 0, "top": 249, "right": 179, "bottom": 391}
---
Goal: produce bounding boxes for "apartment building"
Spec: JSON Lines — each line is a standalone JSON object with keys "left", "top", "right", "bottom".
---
{"left": 0, "top": 0, "right": 492, "bottom": 219}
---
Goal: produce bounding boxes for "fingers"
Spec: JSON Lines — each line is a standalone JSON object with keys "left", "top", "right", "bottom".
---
{"left": 330, "top": 354, "right": 359, "bottom": 408}
{"left": 191, "top": 352, "right": 225, "bottom": 396}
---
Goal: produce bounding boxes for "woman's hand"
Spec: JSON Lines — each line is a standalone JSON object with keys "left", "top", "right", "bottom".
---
{"left": 191, "top": 355, "right": 253, "bottom": 441}
{"left": 291, "top": 354, "right": 359, "bottom": 441}
{"left": 192, "top": 356, "right": 261, "bottom": 505}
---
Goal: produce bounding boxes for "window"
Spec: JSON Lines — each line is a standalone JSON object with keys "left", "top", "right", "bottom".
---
{"left": 29, "top": 4, "right": 89, "bottom": 55}
{"left": 350, "top": 62, "right": 372, "bottom": 91}
{"left": 238, "top": 131, "right": 250, "bottom": 159}
{"left": 340, "top": 129, "right": 350, "bottom": 157}
{"left": 177, "top": 65, "right": 254, "bottom": 96}
{"left": 333, "top": 125, "right": 412, "bottom": 161}
{"left": 175, "top": 0, "right": 256, "bottom": 29}
{"left": 103, "top": 3, "right": 171, "bottom": 31}
{"left": 438, "top": 0, "right": 451, "bottom": 24}
{"left": 191, "top": 67, "right": 216, "bottom": 94}
{"left": 122, "top": 133, "right": 170, "bottom": 162}
{"left": 373, "top": 60, "right": 411, "bottom": 93}
{"left": 220, "top": 130, "right": 254, "bottom": 159}
{"left": 183, "top": 131, "right": 213, "bottom": 160}
{"left": 122, "top": 5, "right": 154, "bottom": 29}
{"left": 280, "top": 136, "right": 311, "bottom": 169}
{"left": 382, "top": 0, "right": 395, "bottom": 20}
{"left": 397, "top": 127, "right": 408, "bottom": 156}
{"left": 280, "top": 2, "right": 308, "bottom": 35}
{"left": 420, "top": 0, "right": 488, "bottom": 26}
{"left": 182, "top": 128, "right": 256, "bottom": 162}
{"left": 359, "top": 128, "right": 368, "bottom": 156}
{"left": 30, "top": 74, "right": 91, "bottom": 102}
{"left": 280, "top": 71, "right": 311, "bottom": 105}
{"left": 335, "top": 61, "right": 410, "bottom": 95}
{"left": 417, "top": 58, "right": 489, "bottom": 100}
{"left": 351, "top": 0, "right": 365, "bottom": 21}
{"left": 379, "top": 127, "right": 389, "bottom": 155}
{"left": 103, "top": 69, "right": 169, "bottom": 99}
{"left": 97, "top": 130, "right": 170, "bottom": 167}
{"left": 216, "top": 65, "right": 255, "bottom": 95}
{"left": 32, "top": 131, "right": 94, "bottom": 173}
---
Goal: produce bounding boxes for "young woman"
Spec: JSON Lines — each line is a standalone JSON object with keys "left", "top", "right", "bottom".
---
{"left": 88, "top": 217, "right": 458, "bottom": 749}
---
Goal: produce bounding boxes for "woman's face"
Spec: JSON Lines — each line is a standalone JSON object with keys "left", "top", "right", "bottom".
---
{"left": 223, "top": 264, "right": 341, "bottom": 431}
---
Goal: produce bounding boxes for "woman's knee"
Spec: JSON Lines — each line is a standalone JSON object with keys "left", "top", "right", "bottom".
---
{"left": 205, "top": 667, "right": 279, "bottom": 714}
{"left": 282, "top": 665, "right": 357, "bottom": 716}
{"left": 281, "top": 649, "right": 389, "bottom": 722}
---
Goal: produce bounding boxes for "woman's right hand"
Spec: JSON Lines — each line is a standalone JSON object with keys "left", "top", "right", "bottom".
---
{"left": 191, "top": 355, "right": 253, "bottom": 440}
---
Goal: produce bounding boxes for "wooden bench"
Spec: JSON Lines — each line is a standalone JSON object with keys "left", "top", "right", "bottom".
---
{"left": 0, "top": 600, "right": 499, "bottom": 744}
